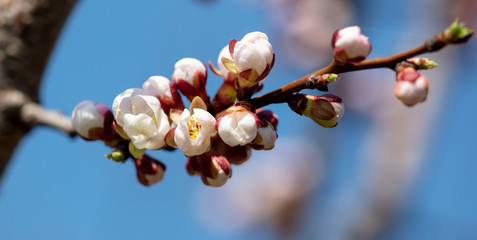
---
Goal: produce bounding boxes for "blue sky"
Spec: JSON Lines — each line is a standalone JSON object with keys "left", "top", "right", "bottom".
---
{"left": 1, "top": 1, "right": 477, "bottom": 239}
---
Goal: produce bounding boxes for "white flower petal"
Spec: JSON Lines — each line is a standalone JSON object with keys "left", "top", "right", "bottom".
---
{"left": 331, "top": 102, "right": 345, "bottom": 121}
{"left": 174, "top": 108, "right": 216, "bottom": 156}
{"left": 232, "top": 31, "right": 274, "bottom": 77}
{"left": 72, "top": 101, "right": 104, "bottom": 139}
{"left": 112, "top": 88, "right": 170, "bottom": 149}
{"left": 218, "top": 45, "right": 232, "bottom": 76}
{"left": 257, "top": 124, "right": 278, "bottom": 150}
{"left": 143, "top": 76, "right": 173, "bottom": 99}
{"left": 218, "top": 111, "right": 258, "bottom": 147}
{"left": 173, "top": 58, "right": 206, "bottom": 86}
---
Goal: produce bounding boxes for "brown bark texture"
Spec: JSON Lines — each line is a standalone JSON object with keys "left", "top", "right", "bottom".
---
{"left": 0, "top": 0, "right": 77, "bottom": 180}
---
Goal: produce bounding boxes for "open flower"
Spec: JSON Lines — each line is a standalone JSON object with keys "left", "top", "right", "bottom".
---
{"left": 216, "top": 105, "right": 260, "bottom": 147}
{"left": 174, "top": 108, "right": 217, "bottom": 156}
{"left": 142, "top": 75, "right": 184, "bottom": 113}
{"left": 332, "top": 26, "right": 371, "bottom": 64}
{"left": 112, "top": 88, "right": 170, "bottom": 150}
{"left": 172, "top": 58, "right": 208, "bottom": 101}
{"left": 72, "top": 101, "right": 114, "bottom": 141}
{"left": 394, "top": 67, "right": 429, "bottom": 106}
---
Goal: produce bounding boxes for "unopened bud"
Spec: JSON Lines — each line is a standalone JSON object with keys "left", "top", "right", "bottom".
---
{"left": 143, "top": 76, "right": 184, "bottom": 113}
{"left": 212, "top": 81, "right": 237, "bottom": 113}
{"left": 250, "top": 122, "right": 278, "bottom": 150}
{"left": 105, "top": 150, "right": 125, "bottom": 163}
{"left": 172, "top": 58, "right": 209, "bottom": 102}
{"left": 443, "top": 20, "right": 473, "bottom": 44}
{"left": 221, "top": 32, "right": 275, "bottom": 99}
{"left": 72, "top": 101, "right": 114, "bottom": 141}
{"left": 256, "top": 109, "right": 279, "bottom": 130}
{"left": 309, "top": 73, "right": 339, "bottom": 92}
{"left": 406, "top": 58, "right": 438, "bottom": 70}
{"left": 394, "top": 67, "right": 429, "bottom": 106}
{"left": 332, "top": 26, "right": 371, "bottom": 64}
{"left": 199, "top": 155, "right": 232, "bottom": 187}
{"left": 224, "top": 32, "right": 275, "bottom": 83}
{"left": 288, "top": 94, "right": 344, "bottom": 128}
{"left": 250, "top": 109, "right": 278, "bottom": 150}
{"left": 186, "top": 157, "right": 201, "bottom": 176}
{"left": 216, "top": 104, "right": 260, "bottom": 147}
{"left": 135, "top": 155, "right": 166, "bottom": 186}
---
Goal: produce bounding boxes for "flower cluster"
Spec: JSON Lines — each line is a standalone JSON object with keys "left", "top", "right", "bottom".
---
{"left": 71, "top": 21, "right": 471, "bottom": 187}
{"left": 72, "top": 31, "right": 281, "bottom": 187}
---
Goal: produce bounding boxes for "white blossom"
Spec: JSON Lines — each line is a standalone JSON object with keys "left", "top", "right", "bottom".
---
{"left": 174, "top": 108, "right": 217, "bottom": 156}
{"left": 232, "top": 31, "right": 274, "bottom": 78}
{"left": 112, "top": 88, "right": 170, "bottom": 149}
{"left": 217, "top": 108, "right": 258, "bottom": 147}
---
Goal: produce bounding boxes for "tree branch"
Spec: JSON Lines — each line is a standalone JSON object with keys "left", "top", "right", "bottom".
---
{"left": 0, "top": 0, "right": 78, "bottom": 181}
{"left": 250, "top": 24, "right": 471, "bottom": 108}
{"left": 21, "top": 101, "right": 76, "bottom": 137}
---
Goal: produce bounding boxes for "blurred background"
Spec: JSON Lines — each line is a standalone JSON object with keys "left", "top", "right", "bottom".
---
{"left": 1, "top": 0, "right": 476, "bottom": 239}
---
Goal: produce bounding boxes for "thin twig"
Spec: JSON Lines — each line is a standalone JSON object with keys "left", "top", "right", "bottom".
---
{"left": 250, "top": 27, "right": 466, "bottom": 108}
{"left": 21, "top": 102, "right": 76, "bottom": 137}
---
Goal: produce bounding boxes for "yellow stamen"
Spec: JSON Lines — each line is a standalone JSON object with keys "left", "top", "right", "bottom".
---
{"left": 152, "top": 116, "right": 157, "bottom": 127}
{"left": 188, "top": 118, "right": 201, "bottom": 140}
{"left": 117, "top": 108, "right": 121, "bottom": 114}
{"left": 132, "top": 105, "right": 136, "bottom": 110}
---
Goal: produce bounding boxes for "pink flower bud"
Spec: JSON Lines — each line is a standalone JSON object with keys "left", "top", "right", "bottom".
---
{"left": 72, "top": 101, "right": 114, "bottom": 141}
{"left": 288, "top": 94, "right": 344, "bottom": 128}
{"left": 142, "top": 76, "right": 184, "bottom": 113}
{"left": 186, "top": 157, "right": 201, "bottom": 176}
{"left": 250, "top": 110, "right": 278, "bottom": 150}
{"left": 172, "top": 58, "right": 208, "bottom": 101}
{"left": 134, "top": 155, "right": 166, "bottom": 186}
{"left": 198, "top": 155, "right": 232, "bottom": 187}
{"left": 256, "top": 109, "right": 279, "bottom": 130}
{"left": 216, "top": 104, "right": 260, "bottom": 147}
{"left": 250, "top": 122, "right": 278, "bottom": 150}
{"left": 332, "top": 26, "right": 371, "bottom": 64}
{"left": 394, "top": 67, "right": 429, "bottom": 106}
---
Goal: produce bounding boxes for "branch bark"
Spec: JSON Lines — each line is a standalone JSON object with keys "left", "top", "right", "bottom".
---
{"left": 0, "top": 0, "right": 77, "bottom": 180}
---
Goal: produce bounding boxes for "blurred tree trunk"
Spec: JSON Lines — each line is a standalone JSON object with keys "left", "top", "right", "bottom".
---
{"left": 0, "top": 0, "right": 77, "bottom": 181}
